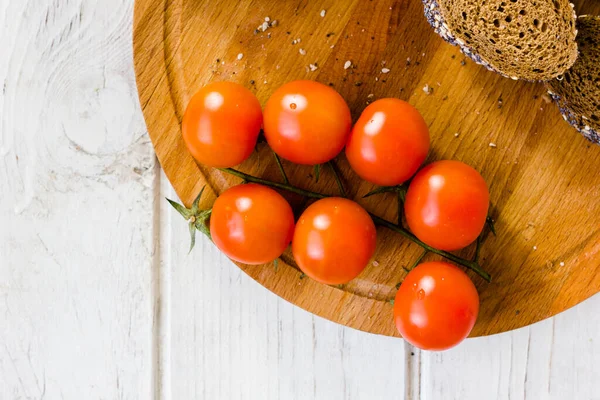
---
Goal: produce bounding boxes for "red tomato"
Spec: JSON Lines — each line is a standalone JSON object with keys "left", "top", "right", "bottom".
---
{"left": 394, "top": 261, "right": 479, "bottom": 351}
{"left": 182, "top": 81, "right": 262, "bottom": 168}
{"left": 404, "top": 160, "right": 489, "bottom": 251}
{"left": 346, "top": 98, "right": 430, "bottom": 186}
{"left": 210, "top": 184, "right": 295, "bottom": 265}
{"left": 263, "top": 80, "right": 352, "bottom": 165}
{"left": 292, "top": 197, "right": 377, "bottom": 284}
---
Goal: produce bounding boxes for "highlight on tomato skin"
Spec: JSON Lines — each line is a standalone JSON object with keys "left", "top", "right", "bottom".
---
{"left": 209, "top": 184, "right": 295, "bottom": 265}
{"left": 346, "top": 98, "right": 430, "bottom": 186}
{"left": 291, "top": 197, "right": 377, "bottom": 285}
{"left": 263, "top": 80, "right": 352, "bottom": 165}
{"left": 182, "top": 81, "right": 263, "bottom": 168}
{"left": 404, "top": 160, "right": 490, "bottom": 251}
{"left": 394, "top": 261, "right": 480, "bottom": 351}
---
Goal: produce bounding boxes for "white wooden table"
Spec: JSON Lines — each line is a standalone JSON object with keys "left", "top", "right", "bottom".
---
{"left": 1, "top": 1, "right": 599, "bottom": 399}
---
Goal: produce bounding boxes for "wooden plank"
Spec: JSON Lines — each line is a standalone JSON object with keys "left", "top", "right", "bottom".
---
{"left": 0, "top": 1, "right": 156, "bottom": 398}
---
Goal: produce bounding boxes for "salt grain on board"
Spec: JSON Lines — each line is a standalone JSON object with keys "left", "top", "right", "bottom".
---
{"left": 320, "top": 9, "right": 326, "bottom": 17}
{"left": 344, "top": 60, "right": 352, "bottom": 69}
{"left": 309, "top": 63, "right": 318, "bottom": 71}
{"left": 381, "top": 68, "right": 390, "bottom": 73}
{"left": 489, "top": 142, "right": 497, "bottom": 148}
{"left": 299, "top": 48, "right": 306, "bottom": 55}
{"left": 237, "top": 53, "right": 244, "bottom": 60}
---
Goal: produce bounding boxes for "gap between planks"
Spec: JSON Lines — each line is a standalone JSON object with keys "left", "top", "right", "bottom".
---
{"left": 152, "top": 164, "right": 173, "bottom": 400}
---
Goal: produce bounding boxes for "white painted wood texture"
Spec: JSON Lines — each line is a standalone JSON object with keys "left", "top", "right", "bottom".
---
{"left": 1, "top": 1, "right": 599, "bottom": 399}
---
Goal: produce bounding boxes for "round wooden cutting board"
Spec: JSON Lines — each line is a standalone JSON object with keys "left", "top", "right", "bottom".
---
{"left": 133, "top": 0, "right": 600, "bottom": 337}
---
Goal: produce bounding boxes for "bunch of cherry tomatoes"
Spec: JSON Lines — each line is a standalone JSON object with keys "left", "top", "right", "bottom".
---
{"left": 180, "top": 80, "right": 490, "bottom": 351}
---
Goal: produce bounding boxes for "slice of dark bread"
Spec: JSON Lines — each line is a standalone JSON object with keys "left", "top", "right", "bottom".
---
{"left": 423, "top": 0, "right": 578, "bottom": 81}
{"left": 546, "top": 15, "right": 600, "bottom": 144}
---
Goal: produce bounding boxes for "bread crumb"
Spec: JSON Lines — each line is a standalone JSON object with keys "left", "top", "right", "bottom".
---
{"left": 271, "top": 20, "right": 278, "bottom": 27}
{"left": 372, "top": 260, "right": 379, "bottom": 266}
{"left": 423, "top": 84, "right": 432, "bottom": 94}
{"left": 344, "top": 60, "right": 352, "bottom": 69}
{"left": 541, "top": 94, "right": 552, "bottom": 104}
{"left": 381, "top": 68, "right": 390, "bottom": 73}
{"left": 237, "top": 53, "right": 244, "bottom": 60}
{"left": 367, "top": 93, "right": 374, "bottom": 98}
{"left": 299, "top": 48, "right": 306, "bottom": 55}
{"left": 264, "top": 16, "right": 270, "bottom": 22}
{"left": 489, "top": 142, "right": 497, "bottom": 148}
{"left": 320, "top": 9, "right": 326, "bottom": 17}
{"left": 260, "top": 21, "right": 269, "bottom": 31}
{"left": 309, "top": 63, "right": 318, "bottom": 71}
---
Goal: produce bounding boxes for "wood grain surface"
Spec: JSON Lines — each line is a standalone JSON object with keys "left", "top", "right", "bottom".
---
{"left": 133, "top": 0, "right": 600, "bottom": 337}
{"left": 4, "top": 1, "right": 600, "bottom": 398}
{"left": 0, "top": 0, "right": 156, "bottom": 398}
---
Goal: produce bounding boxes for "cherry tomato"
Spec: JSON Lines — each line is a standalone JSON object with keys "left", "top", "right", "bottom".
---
{"left": 404, "top": 160, "right": 489, "bottom": 251}
{"left": 182, "top": 81, "right": 262, "bottom": 168}
{"left": 394, "top": 261, "right": 479, "bottom": 351}
{"left": 346, "top": 98, "right": 430, "bottom": 186}
{"left": 292, "top": 197, "right": 376, "bottom": 284}
{"left": 210, "top": 184, "right": 295, "bottom": 265}
{"left": 263, "top": 80, "right": 352, "bottom": 165}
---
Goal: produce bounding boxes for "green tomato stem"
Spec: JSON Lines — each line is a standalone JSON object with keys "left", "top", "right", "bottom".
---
{"left": 272, "top": 151, "right": 289, "bottom": 185}
{"left": 327, "top": 161, "right": 347, "bottom": 197}
{"left": 219, "top": 168, "right": 492, "bottom": 282}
